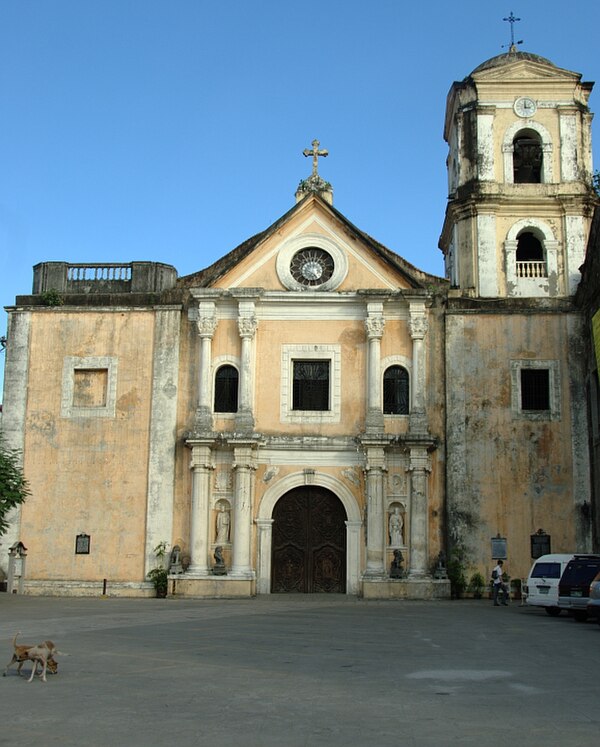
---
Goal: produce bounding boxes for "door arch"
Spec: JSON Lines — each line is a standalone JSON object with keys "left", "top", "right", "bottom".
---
{"left": 271, "top": 486, "right": 347, "bottom": 593}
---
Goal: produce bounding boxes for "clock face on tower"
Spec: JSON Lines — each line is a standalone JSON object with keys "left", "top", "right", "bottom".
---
{"left": 514, "top": 96, "right": 537, "bottom": 117}
{"left": 290, "top": 247, "right": 335, "bottom": 286}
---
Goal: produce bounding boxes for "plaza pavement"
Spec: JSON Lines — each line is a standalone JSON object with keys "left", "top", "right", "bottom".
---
{"left": 0, "top": 593, "right": 598, "bottom": 747}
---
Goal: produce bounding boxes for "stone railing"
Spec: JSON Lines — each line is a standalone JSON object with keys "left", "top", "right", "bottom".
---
{"left": 516, "top": 261, "right": 547, "bottom": 279}
{"left": 32, "top": 261, "right": 177, "bottom": 295}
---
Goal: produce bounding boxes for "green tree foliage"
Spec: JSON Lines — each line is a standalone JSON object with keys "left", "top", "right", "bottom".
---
{"left": 0, "top": 432, "right": 30, "bottom": 536}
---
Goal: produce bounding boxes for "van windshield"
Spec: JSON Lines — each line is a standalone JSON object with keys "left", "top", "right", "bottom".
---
{"left": 530, "top": 562, "right": 561, "bottom": 578}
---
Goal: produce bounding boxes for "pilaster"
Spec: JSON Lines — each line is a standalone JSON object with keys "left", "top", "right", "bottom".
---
{"left": 407, "top": 301, "right": 429, "bottom": 435}
{"left": 255, "top": 518, "right": 274, "bottom": 594}
{"left": 407, "top": 446, "right": 431, "bottom": 578}
{"left": 187, "top": 444, "right": 215, "bottom": 576}
{"left": 0, "top": 310, "right": 31, "bottom": 562}
{"left": 236, "top": 302, "right": 258, "bottom": 432}
{"left": 194, "top": 302, "right": 217, "bottom": 432}
{"left": 364, "top": 302, "right": 385, "bottom": 433}
{"left": 230, "top": 442, "right": 258, "bottom": 579}
{"left": 363, "top": 445, "right": 387, "bottom": 578}
{"left": 144, "top": 307, "right": 181, "bottom": 575}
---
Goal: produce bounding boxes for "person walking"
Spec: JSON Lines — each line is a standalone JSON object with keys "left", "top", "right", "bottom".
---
{"left": 492, "top": 559, "right": 509, "bottom": 606}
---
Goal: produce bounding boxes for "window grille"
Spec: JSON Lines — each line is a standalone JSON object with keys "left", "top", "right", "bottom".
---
{"left": 214, "top": 365, "right": 239, "bottom": 413}
{"left": 383, "top": 366, "right": 409, "bottom": 414}
{"left": 292, "top": 360, "right": 330, "bottom": 411}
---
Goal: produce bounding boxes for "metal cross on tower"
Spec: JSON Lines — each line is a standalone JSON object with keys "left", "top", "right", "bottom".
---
{"left": 502, "top": 11, "right": 523, "bottom": 50}
{"left": 303, "top": 139, "right": 328, "bottom": 177}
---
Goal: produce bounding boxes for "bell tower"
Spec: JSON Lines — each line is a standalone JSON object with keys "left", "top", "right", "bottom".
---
{"left": 439, "top": 46, "right": 596, "bottom": 298}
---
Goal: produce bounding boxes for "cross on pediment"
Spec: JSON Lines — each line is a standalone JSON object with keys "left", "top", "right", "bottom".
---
{"left": 303, "top": 139, "right": 328, "bottom": 177}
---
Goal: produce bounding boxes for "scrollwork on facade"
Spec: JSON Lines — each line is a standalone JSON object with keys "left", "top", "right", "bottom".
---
{"left": 388, "top": 471, "right": 407, "bottom": 495}
{"left": 190, "top": 460, "right": 215, "bottom": 472}
{"left": 232, "top": 460, "right": 258, "bottom": 473}
{"left": 214, "top": 469, "right": 233, "bottom": 492}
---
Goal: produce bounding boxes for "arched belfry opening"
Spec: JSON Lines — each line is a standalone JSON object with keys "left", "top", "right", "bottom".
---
{"left": 513, "top": 129, "right": 543, "bottom": 183}
{"left": 271, "top": 486, "right": 347, "bottom": 593}
{"left": 516, "top": 230, "right": 546, "bottom": 278}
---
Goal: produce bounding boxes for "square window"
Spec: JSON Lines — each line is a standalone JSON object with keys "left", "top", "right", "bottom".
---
{"left": 293, "top": 360, "right": 330, "bottom": 411}
{"left": 280, "top": 345, "right": 341, "bottom": 424}
{"left": 511, "top": 360, "right": 560, "bottom": 421}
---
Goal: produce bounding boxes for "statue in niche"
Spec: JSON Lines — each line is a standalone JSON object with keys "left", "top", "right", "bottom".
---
{"left": 388, "top": 506, "right": 404, "bottom": 547}
{"left": 211, "top": 545, "right": 227, "bottom": 576}
{"left": 390, "top": 549, "right": 404, "bottom": 579}
{"left": 168, "top": 545, "right": 183, "bottom": 574}
{"left": 434, "top": 551, "right": 448, "bottom": 580}
{"left": 216, "top": 504, "right": 231, "bottom": 543}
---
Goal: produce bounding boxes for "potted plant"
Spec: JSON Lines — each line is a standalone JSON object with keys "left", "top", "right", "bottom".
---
{"left": 147, "top": 541, "right": 169, "bottom": 598}
{"left": 468, "top": 571, "right": 486, "bottom": 599}
{"left": 447, "top": 545, "right": 468, "bottom": 599}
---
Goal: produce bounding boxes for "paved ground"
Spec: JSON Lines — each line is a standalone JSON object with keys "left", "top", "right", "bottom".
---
{"left": 0, "top": 593, "right": 598, "bottom": 747}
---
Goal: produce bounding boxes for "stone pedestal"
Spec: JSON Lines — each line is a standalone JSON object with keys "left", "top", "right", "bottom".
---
{"left": 171, "top": 576, "right": 254, "bottom": 598}
{"left": 362, "top": 578, "right": 451, "bottom": 600}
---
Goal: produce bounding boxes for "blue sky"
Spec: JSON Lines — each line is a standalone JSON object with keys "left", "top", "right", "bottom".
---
{"left": 1, "top": 1, "right": 599, "bottom": 390}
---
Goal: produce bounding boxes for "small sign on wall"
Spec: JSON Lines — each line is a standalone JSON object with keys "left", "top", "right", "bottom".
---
{"left": 75, "top": 533, "right": 90, "bottom": 555}
{"left": 491, "top": 534, "right": 507, "bottom": 560}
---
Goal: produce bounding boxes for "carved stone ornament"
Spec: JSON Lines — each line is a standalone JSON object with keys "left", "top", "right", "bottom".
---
{"left": 238, "top": 316, "right": 258, "bottom": 338}
{"left": 408, "top": 314, "right": 428, "bottom": 339}
{"left": 365, "top": 316, "right": 385, "bottom": 338}
{"left": 341, "top": 467, "right": 360, "bottom": 486}
{"left": 262, "top": 465, "right": 280, "bottom": 483}
{"left": 196, "top": 315, "right": 217, "bottom": 338}
{"left": 214, "top": 469, "right": 232, "bottom": 492}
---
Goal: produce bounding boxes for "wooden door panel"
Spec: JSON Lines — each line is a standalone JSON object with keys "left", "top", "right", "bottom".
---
{"left": 272, "top": 487, "right": 346, "bottom": 593}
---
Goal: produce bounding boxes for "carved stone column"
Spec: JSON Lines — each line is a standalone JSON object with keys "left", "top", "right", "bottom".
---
{"left": 236, "top": 305, "right": 258, "bottom": 432}
{"left": 365, "top": 303, "right": 385, "bottom": 433}
{"left": 195, "top": 303, "right": 217, "bottom": 431}
{"left": 408, "top": 446, "right": 431, "bottom": 578}
{"left": 408, "top": 302, "right": 429, "bottom": 434}
{"left": 230, "top": 444, "right": 257, "bottom": 579}
{"left": 363, "top": 446, "right": 387, "bottom": 578}
{"left": 188, "top": 444, "right": 214, "bottom": 576}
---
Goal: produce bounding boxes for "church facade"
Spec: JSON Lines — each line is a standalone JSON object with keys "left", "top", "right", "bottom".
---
{"left": 1, "top": 48, "right": 597, "bottom": 597}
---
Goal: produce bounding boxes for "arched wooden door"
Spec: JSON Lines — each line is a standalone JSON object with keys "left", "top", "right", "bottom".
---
{"left": 271, "top": 486, "right": 347, "bottom": 593}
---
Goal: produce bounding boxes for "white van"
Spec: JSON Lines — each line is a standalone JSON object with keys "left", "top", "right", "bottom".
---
{"left": 525, "top": 554, "right": 575, "bottom": 616}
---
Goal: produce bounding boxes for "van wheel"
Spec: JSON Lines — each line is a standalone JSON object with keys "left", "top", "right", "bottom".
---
{"left": 545, "top": 607, "right": 561, "bottom": 616}
{"left": 573, "top": 611, "right": 588, "bottom": 622}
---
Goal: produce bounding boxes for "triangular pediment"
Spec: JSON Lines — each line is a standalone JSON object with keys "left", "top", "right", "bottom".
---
{"left": 472, "top": 59, "right": 580, "bottom": 83}
{"left": 178, "top": 194, "right": 444, "bottom": 294}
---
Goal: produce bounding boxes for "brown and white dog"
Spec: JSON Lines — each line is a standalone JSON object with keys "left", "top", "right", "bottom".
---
{"left": 4, "top": 632, "right": 60, "bottom": 681}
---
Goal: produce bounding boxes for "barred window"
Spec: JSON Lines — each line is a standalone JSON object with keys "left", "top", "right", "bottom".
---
{"left": 214, "top": 365, "right": 239, "bottom": 413}
{"left": 383, "top": 366, "right": 409, "bottom": 415}
{"left": 293, "top": 360, "right": 330, "bottom": 411}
